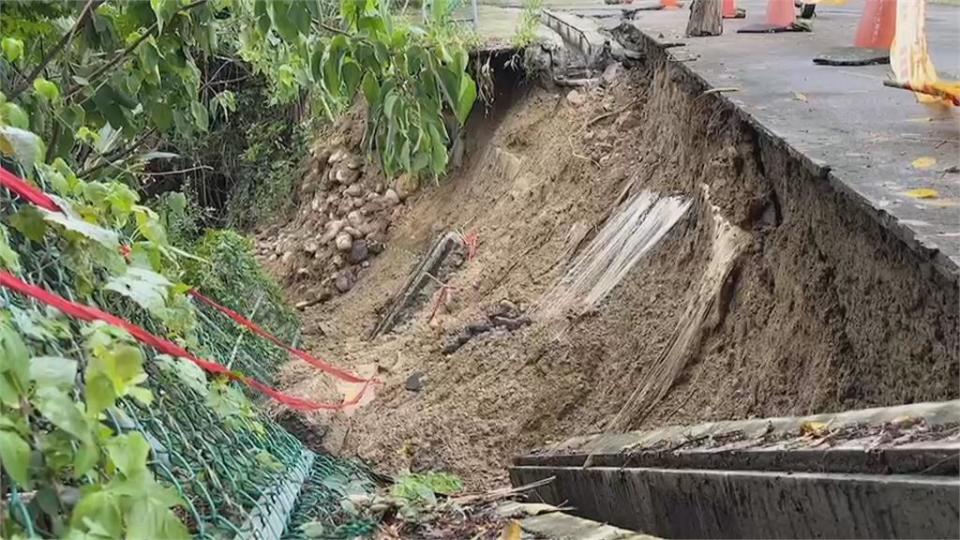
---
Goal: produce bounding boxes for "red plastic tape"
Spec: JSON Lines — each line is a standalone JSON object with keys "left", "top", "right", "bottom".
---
{"left": 0, "top": 271, "right": 368, "bottom": 411}
{"left": 190, "top": 290, "right": 369, "bottom": 383}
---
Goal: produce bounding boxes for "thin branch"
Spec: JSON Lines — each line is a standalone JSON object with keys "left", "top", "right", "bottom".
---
{"left": 77, "top": 128, "right": 157, "bottom": 178}
{"left": 145, "top": 165, "right": 213, "bottom": 177}
{"left": 320, "top": 22, "right": 352, "bottom": 36}
{"left": 9, "top": 0, "right": 102, "bottom": 100}
{"left": 64, "top": 0, "right": 208, "bottom": 101}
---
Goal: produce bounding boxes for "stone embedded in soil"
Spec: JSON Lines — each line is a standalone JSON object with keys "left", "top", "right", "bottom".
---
{"left": 347, "top": 210, "right": 365, "bottom": 230}
{"left": 281, "top": 251, "right": 293, "bottom": 263}
{"left": 320, "top": 219, "right": 345, "bottom": 243}
{"left": 335, "top": 165, "right": 360, "bottom": 185}
{"left": 304, "top": 241, "right": 319, "bottom": 254}
{"left": 344, "top": 226, "right": 363, "bottom": 239}
{"left": 366, "top": 233, "right": 385, "bottom": 254}
{"left": 328, "top": 148, "right": 348, "bottom": 164}
{"left": 351, "top": 197, "right": 365, "bottom": 209}
{"left": 601, "top": 62, "right": 623, "bottom": 87}
{"left": 335, "top": 232, "right": 353, "bottom": 251}
{"left": 332, "top": 254, "right": 345, "bottom": 268}
{"left": 383, "top": 189, "right": 401, "bottom": 206}
{"left": 334, "top": 272, "right": 354, "bottom": 293}
{"left": 405, "top": 372, "right": 425, "bottom": 392}
{"left": 349, "top": 240, "right": 369, "bottom": 264}
{"left": 344, "top": 183, "right": 363, "bottom": 197}
{"left": 566, "top": 89, "right": 586, "bottom": 106}
{"left": 394, "top": 174, "right": 419, "bottom": 200}
{"left": 345, "top": 155, "right": 364, "bottom": 170}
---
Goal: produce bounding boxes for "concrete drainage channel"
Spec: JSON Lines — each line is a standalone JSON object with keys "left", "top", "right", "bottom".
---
{"left": 510, "top": 401, "right": 960, "bottom": 538}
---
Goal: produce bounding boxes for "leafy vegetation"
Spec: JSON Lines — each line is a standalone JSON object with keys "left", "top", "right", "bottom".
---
{"left": 513, "top": 0, "right": 543, "bottom": 48}
{"left": 244, "top": 0, "right": 480, "bottom": 179}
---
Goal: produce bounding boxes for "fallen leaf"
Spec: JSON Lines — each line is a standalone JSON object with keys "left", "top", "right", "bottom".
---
{"left": 500, "top": 521, "right": 522, "bottom": 540}
{"left": 912, "top": 156, "right": 937, "bottom": 169}
{"left": 905, "top": 188, "right": 939, "bottom": 199}
{"left": 793, "top": 92, "right": 808, "bottom": 102}
{"left": 799, "top": 421, "right": 828, "bottom": 438}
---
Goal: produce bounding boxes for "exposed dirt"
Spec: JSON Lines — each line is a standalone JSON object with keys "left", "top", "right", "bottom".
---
{"left": 259, "top": 47, "right": 959, "bottom": 490}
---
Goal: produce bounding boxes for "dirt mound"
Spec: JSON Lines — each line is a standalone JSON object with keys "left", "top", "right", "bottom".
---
{"left": 263, "top": 53, "right": 958, "bottom": 490}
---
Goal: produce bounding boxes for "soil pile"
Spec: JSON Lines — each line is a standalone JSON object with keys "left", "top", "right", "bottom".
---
{"left": 260, "top": 51, "right": 958, "bottom": 489}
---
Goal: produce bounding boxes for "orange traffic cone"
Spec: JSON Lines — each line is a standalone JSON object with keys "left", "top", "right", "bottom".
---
{"left": 738, "top": 0, "right": 803, "bottom": 33}
{"left": 722, "top": 0, "right": 744, "bottom": 19}
{"left": 814, "top": 0, "right": 896, "bottom": 65}
{"left": 854, "top": 0, "right": 897, "bottom": 49}
{"left": 661, "top": 0, "right": 680, "bottom": 9}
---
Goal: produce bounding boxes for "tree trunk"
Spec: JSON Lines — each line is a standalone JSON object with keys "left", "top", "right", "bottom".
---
{"left": 686, "top": 0, "right": 723, "bottom": 37}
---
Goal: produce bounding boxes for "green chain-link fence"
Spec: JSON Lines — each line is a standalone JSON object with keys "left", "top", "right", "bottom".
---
{"left": 0, "top": 188, "right": 377, "bottom": 539}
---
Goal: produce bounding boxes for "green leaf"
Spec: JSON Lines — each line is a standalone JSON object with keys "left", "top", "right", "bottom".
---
{"left": 340, "top": 60, "right": 362, "bottom": 99}
{"left": 360, "top": 71, "right": 380, "bottom": 106}
{"left": 1, "top": 38, "right": 24, "bottom": 63}
{"left": 158, "top": 356, "right": 208, "bottom": 396}
{"left": 104, "top": 267, "right": 171, "bottom": 315}
{"left": 150, "top": 0, "right": 179, "bottom": 33}
{"left": 190, "top": 101, "right": 208, "bottom": 131}
{"left": 72, "top": 490, "right": 122, "bottom": 537}
{"left": 254, "top": 0, "right": 272, "bottom": 34}
{"left": 310, "top": 42, "right": 327, "bottom": 82}
{"left": 33, "top": 78, "right": 61, "bottom": 101}
{"left": 74, "top": 438, "right": 99, "bottom": 478}
{"left": 138, "top": 38, "right": 162, "bottom": 84}
{"left": 30, "top": 356, "right": 78, "bottom": 389}
{"left": 84, "top": 374, "right": 115, "bottom": 419}
{"left": 268, "top": 0, "right": 304, "bottom": 42}
{"left": 0, "top": 323, "right": 29, "bottom": 397}
{"left": 126, "top": 493, "right": 190, "bottom": 540}
{"left": 0, "top": 224, "right": 21, "bottom": 272}
{"left": 10, "top": 205, "right": 48, "bottom": 242}
{"left": 455, "top": 76, "right": 477, "bottom": 125}
{"left": 0, "top": 126, "right": 43, "bottom": 165}
{"left": 134, "top": 207, "right": 168, "bottom": 245}
{"left": 39, "top": 206, "right": 120, "bottom": 249}
{"left": 35, "top": 387, "right": 92, "bottom": 444}
{"left": 106, "top": 433, "right": 150, "bottom": 477}
{"left": 0, "top": 102, "right": 29, "bottom": 130}
{"left": 0, "top": 430, "right": 30, "bottom": 487}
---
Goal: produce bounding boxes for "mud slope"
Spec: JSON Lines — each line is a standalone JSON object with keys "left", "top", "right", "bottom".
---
{"left": 266, "top": 53, "right": 958, "bottom": 489}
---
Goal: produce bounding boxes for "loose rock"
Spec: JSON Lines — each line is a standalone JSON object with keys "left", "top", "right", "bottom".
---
{"left": 347, "top": 210, "right": 365, "bottom": 230}
{"left": 349, "top": 240, "right": 369, "bottom": 264}
{"left": 335, "top": 232, "right": 353, "bottom": 251}
{"left": 566, "top": 89, "right": 586, "bottom": 106}
{"left": 405, "top": 372, "right": 425, "bottom": 392}
{"left": 334, "top": 272, "right": 354, "bottom": 293}
{"left": 344, "top": 183, "right": 363, "bottom": 197}
{"left": 320, "top": 220, "right": 345, "bottom": 243}
{"left": 382, "top": 189, "right": 401, "bottom": 206}
{"left": 344, "top": 226, "right": 363, "bottom": 239}
{"left": 394, "top": 174, "right": 419, "bottom": 200}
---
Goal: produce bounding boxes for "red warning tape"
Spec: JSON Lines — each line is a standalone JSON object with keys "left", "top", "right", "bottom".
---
{"left": 0, "top": 270, "right": 369, "bottom": 411}
{"left": 0, "top": 167, "right": 369, "bottom": 384}
{"left": 190, "top": 290, "right": 368, "bottom": 383}
{"left": 0, "top": 167, "right": 60, "bottom": 212}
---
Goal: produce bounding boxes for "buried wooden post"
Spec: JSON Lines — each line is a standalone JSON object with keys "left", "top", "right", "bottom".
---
{"left": 686, "top": 0, "right": 723, "bottom": 36}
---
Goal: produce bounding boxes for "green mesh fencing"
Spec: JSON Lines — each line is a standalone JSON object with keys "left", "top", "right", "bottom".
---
{"left": 0, "top": 191, "right": 377, "bottom": 539}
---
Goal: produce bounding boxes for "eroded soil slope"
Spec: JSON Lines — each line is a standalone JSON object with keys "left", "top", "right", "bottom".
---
{"left": 257, "top": 52, "right": 958, "bottom": 489}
